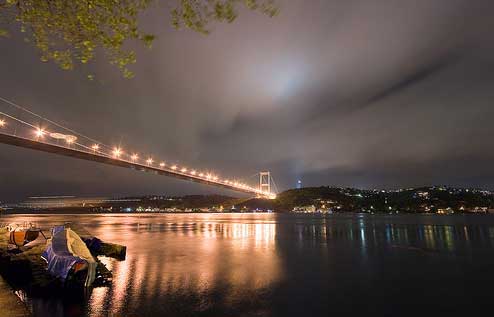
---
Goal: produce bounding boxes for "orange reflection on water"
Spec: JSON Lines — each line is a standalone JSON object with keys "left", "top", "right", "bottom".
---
{"left": 87, "top": 214, "right": 281, "bottom": 316}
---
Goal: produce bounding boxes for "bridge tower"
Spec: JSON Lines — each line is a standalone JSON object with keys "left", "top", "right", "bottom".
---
{"left": 259, "top": 171, "right": 271, "bottom": 194}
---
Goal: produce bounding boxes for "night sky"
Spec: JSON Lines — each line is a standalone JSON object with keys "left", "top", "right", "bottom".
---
{"left": 2, "top": 0, "right": 494, "bottom": 202}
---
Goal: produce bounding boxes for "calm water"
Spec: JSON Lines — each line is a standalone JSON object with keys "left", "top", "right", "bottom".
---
{"left": 3, "top": 213, "right": 494, "bottom": 316}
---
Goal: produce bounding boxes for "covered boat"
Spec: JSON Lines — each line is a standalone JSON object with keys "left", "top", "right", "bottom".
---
{"left": 41, "top": 226, "right": 96, "bottom": 287}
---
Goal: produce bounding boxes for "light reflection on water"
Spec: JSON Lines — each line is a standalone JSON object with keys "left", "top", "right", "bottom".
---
{"left": 86, "top": 216, "right": 280, "bottom": 317}
{"left": 3, "top": 213, "right": 494, "bottom": 316}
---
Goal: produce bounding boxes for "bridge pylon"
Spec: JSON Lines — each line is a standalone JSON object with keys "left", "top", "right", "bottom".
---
{"left": 259, "top": 171, "right": 271, "bottom": 196}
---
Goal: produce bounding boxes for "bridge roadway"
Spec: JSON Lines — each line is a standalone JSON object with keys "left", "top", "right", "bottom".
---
{"left": 0, "top": 133, "right": 268, "bottom": 198}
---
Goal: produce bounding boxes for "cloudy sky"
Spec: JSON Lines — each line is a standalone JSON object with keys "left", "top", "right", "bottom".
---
{"left": 1, "top": 0, "right": 494, "bottom": 202}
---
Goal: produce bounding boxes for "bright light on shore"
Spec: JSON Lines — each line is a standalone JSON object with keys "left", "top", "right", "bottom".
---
{"left": 159, "top": 162, "right": 165, "bottom": 167}
{"left": 171, "top": 165, "right": 177, "bottom": 170}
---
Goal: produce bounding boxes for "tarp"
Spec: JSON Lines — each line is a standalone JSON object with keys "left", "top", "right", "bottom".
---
{"left": 41, "top": 226, "right": 96, "bottom": 287}
{"left": 81, "top": 236, "right": 102, "bottom": 254}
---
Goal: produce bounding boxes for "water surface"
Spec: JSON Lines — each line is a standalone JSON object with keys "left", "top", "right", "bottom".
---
{"left": 3, "top": 213, "right": 494, "bottom": 316}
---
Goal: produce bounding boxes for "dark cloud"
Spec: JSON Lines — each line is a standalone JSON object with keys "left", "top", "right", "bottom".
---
{"left": 1, "top": 0, "right": 494, "bottom": 202}
{"left": 366, "top": 53, "right": 462, "bottom": 106}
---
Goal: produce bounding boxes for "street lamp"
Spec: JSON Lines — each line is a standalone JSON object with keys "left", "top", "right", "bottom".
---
{"left": 113, "top": 147, "right": 122, "bottom": 158}
{"left": 35, "top": 128, "right": 45, "bottom": 139}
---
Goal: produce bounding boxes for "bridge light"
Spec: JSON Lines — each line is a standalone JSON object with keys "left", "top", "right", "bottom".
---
{"left": 112, "top": 147, "right": 122, "bottom": 158}
{"left": 159, "top": 162, "right": 165, "bottom": 168}
{"left": 212, "top": 176, "right": 218, "bottom": 181}
{"left": 146, "top": 158, "right": 153, "bottom": 165}
{"left": 190, "top": 170, "right": 196, "bottom": 175}
{"left": 206, "top": 174, "right": 212, "bottom": 180}
{"left": 198, "top": 173, "right": 204, "bottom": 177}
{"left": 91, "top": 144, "right": 100, "bottom": 152}
{"left": 35, "top": 128, "right": 45, "bottom": 138}
{"left": 0, "top": 119, "right": 5, "bottom": 127}
{"left": 180, "top": 167, "right": 187, "bottom": 173}
{"left": 171, "top": 165, "right": 177, "bottom": 170}
{"left": 131, "top": 154, "right": 139, "bottom": 161}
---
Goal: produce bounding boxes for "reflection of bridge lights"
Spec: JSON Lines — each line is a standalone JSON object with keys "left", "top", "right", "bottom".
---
{"left": 0, "top": 119, "right": 5, "bottom": 127}
{"left": 91, "top": 144, "right": 99, "bottom": 152}
{"left": 146, "top": 158, "right": 154, "bottom": 165}
{"left": 171, "top": 165, "right": 177, "bottom": 170}
{"left": 159, "top": 162, "right": 165, "bottom": 168}
{"left": 131, "top": 154, "right": 139, "bottom": 161}
{"left": 35, "top": 128, "right": 45, "bottom": 138}
{"left": 112, "top": 147, "right": 122, "bottom": 158}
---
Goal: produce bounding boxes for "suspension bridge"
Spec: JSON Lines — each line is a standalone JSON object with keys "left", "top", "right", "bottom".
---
{"left": 0, "top": 97, "right": 277, "bottom": 199}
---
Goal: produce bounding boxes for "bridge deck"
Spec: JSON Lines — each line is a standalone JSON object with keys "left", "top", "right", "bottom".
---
{"left": 0, "top": 133, "right": 263, "bottom": 197}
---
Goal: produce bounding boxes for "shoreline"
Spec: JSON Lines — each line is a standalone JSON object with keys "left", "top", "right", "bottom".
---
{"left": 0, "top": 276, "right": 29, "bottom": 317}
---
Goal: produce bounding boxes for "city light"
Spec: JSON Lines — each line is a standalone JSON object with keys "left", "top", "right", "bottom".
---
{"left": 180, "top": 167, "right": 187, "bottom": 173}
{"left": 131, "top": 154, "right": 139, "bottom": 161}
{"left": 199, "top": 173, "right": 204, "bottom": 177}
{"left": 171, "top": 165, "right": 177, "bottom": 170}
{"left": 0, "top": 119, "right": 5, "bottom": 127}
{"left": 112, "top": 147, "right": 122, "bottom": 158}
{"left": 146, "top": 158, "right": 153, "bottom": 165}
{"left": 190, "top": 170, "right": 196, "bottom": 175}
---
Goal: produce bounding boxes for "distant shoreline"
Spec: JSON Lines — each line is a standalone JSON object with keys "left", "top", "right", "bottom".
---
{"left": 3, "top": 210, "right": 494, "bottom": 216}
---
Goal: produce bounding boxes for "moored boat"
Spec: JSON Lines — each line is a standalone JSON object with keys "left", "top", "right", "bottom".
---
{"left": 41, "top": 226, "right": 97, "bottom": 287}
{"left": 8, "top": 223, "right": 42, "bottom": 247}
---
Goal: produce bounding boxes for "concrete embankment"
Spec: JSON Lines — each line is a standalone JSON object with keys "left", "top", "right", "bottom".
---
{"left": 0, "top": 275, "right": 29, "bottom": 317}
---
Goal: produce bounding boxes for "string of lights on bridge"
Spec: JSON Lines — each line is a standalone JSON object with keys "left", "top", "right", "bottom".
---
{"left": 0, "top": 97, "right": 275, "bottom": 199}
